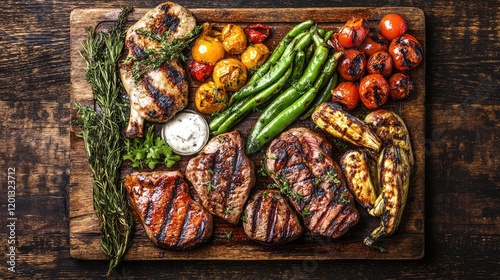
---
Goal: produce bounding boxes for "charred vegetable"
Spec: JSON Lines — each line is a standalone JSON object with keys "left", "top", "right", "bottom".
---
{"left": 364, "top": 145, "right": 410, "bottom": 251}
{"left": 340, "top": 150, "right": 380, "bottom": 210}
{"left": 311, "top": 102, "right": 382, "bottom": 151}
{"left": 364, "top": 110, "right": 414, "bottom": 166}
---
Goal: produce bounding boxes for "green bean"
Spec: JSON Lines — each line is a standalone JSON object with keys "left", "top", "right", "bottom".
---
{"left": 209, "top": 96, "right": 250, "bottom": 132}
{"left": 300, "top": 72, "right": 338, "bottom": 120}
{"left": 323, "top": 30, "right": 334, "bottom": 42}
{"left": 247, "top": 20, "right": 314, "bottom": 85}
{"left": 246, "top": 44, "right": 330, "bottom": 153}
{"left": 248, "top": 51, "right": 340, "bottom": 153}
{"left": 230, "top": 34, "right": 303, "bottom": 102}
{"left": 285, "top": 50, "right": 306, "bottom": 88}
{"left": 300, "top": 51, "right": 342, "bottom": 120}
{"left": 215, "top": 65, "right": 293, "bottom": 135}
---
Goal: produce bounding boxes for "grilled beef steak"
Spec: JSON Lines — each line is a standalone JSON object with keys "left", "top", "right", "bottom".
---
{"left": 185, "top": 131, "right": 255, "bottom": 224}
{"left": 266, "top": 127, "right": 359, "bottom": 238}
{"left": 125, "top": 171, "right": 213, "bottom": 249}
{"left": 242, "top": 190, "right": 303, "bottom": 245}
{"left": 120, "top": 2, "right": 197, "bottom": 138}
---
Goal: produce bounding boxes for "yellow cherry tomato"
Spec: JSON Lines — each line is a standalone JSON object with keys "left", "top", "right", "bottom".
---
{"left": 240, "top": 43, "right": 270, "bottom": 71}
{"left": 191, "top": 35, "right": 225, "bottom": 65}
{"left": 195, "top": 81, "right": 228, "bottom": 114}
{"left": 221, "top": 24, "right": 248, "bottom": 54}
{"left": 212, "top": 58, "right": 248, "bottom": 91}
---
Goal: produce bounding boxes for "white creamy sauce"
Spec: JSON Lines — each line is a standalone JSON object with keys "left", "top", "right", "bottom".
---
{"left": 162, "top": 111, "right": 209, "bottom": 155}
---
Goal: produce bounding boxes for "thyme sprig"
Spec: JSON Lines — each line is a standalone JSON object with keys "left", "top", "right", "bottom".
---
{"left": 74, "top": 6, "right": 134, "bottom": 276}
{"left": 124, "top": 25, "right": 202, "bottom": 82}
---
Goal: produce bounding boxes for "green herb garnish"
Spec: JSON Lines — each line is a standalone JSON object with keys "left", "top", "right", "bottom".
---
{"left": 123, "top": 126, "right": 180, "bottom": 169}
{"left": 123, "top": 25, "right": 202, "bottom": 82}
{"left": 225, "top": 231, "right": 233, "bottom": 240}
{"left": 204, "top": 180, "right": 217, "bottom": 192}
{"left": 74, "top": 6, "right": 134, "bottom": 276}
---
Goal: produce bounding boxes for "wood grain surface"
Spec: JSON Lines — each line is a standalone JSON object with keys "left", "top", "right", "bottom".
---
{"left": 0, "top": 0, "right": 498, "bottom": 279}
{"left": 70, "top": 7, "right": 425, "bottom": 261}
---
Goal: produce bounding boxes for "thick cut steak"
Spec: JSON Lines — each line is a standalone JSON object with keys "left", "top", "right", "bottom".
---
{"left": 243, "top": 190, "right": 303, "bottom": 245}
{"left": 186, "top": 131, "right": 255, "bottom": 224}
{"left": 266, "top": 128, "right": 359, "bottom": 238}
{"left": 125, "top": 171, "right": 213, "bottom": 249}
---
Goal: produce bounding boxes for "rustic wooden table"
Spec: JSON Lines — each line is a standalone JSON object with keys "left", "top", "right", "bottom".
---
{"left": 0, "top": 0, "right": 498, "bottom": 279}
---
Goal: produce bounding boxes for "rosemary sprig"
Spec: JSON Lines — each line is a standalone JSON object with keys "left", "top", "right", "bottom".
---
{"left": 123, "top": 25, "right": 202, "bottom": 82}
{"left": 74, "top": 6, "right": 134, "bottom": 276}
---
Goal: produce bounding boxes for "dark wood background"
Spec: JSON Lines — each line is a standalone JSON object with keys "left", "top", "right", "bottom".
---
{"left": 0, "top": 0, "right": 498, "bottom": 279}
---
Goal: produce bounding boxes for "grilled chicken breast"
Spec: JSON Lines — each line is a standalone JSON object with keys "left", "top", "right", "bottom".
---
{"left": 120, "top": 2, "right": 197, "bottom": 138}
{"left": 266, "top": 128, "right": 359, "bottom": 238}
{"left": 125, "top": 171, "right": 213, "bottom": 249}
{"left": 185, "top": 131, "right": 255, "bottom": 224}
{"left": 242, "top": 190, "right": 303, "bottom": 245}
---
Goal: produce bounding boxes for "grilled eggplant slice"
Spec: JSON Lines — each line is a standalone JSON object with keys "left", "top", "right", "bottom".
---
{"left": 364, "top": 145, "right": 410, "bottom": 250}
{"left": 312, "top": 102, "right": 382, "bottom": 151}
{"left": 364, "top": 110, "right": 414, "bottom": 166}
{"left": 340, "top": 150, "right": 380, "bottom": 210}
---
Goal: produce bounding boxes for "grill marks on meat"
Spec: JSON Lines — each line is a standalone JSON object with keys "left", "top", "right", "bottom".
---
{"left": 125, "top": 171, "right": 213, "bottom": 249}
{"left": 186, "top": 131, "right": 255, "bottom": 224}
{"left": 266, "top": 128, "right": 359, "bottom": 238}
{"left": 243, "top": 190, "right": 302, "bottom": 245}
{"left": 120, "top": 2, "right": 196, "bottom": 138}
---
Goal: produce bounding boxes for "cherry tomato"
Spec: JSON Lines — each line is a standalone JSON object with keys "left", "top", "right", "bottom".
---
{"left": 389, "top": 72, "right": 414, "bottom": 100}
{"left": 195, "top": 81, "right": 228, "bottom": 114}
{"left": 191, "top": 35, "right": 225, "bottom": 65}
{"left": 240, "top": 43, "right": 270, "bottom": 71}
{"left": 188, "top": 61, "right": 214, "bottom": 82}
{"left": 359, "top": 74, "right": 389, "bottom": 110}
{"left": 338, "top": 17, "right": 369, "bottom": 48}
{"left": 331, "top": 81, "right": 360, "bottom": 111}
{"left": 389, "top": 34, "right": 423, "bottom": 71}
{"left": 327, "top": 33, "right": 344, "bottom": 52}
{"left": 212, "top": 58, "right": 248, "bottom": 91}
{"left": 379, "top": 13, "right": 408, "bottom": 41}
{"left": 221, "top": 24, "right": 247, "bottom": 54}
{"left": 359, "top": 33, "right": 389, "bottom": 57}
{"left": 244, "top": 23, "right": 271, "bottom": 44}
{"left": 337, "top": 49, "right": 366, "bottom": 81}
{"left": 366, "top": 51, "right": 393, "bottom": 77}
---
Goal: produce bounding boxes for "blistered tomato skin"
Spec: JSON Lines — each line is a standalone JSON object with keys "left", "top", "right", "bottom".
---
{"left": 212, "top": 58, "right": 248, "bottom": 91}
{"left": 337, "top": 49, "right": 366, "bottom": 81}
{"left": 191, "top": 35, "right": 225, "bottom": 65}
{"left": 189, "top": 61, "right": 214, "bottom": 82}
{"left": 195, "top": 81, "right": 228, "bottom": 114}
{"left": 379, "top": 13, "right": 408, "bottom": 41}
{"left": 221, "top": 24, "right": 248, "bottom": 54}
{"left": 367, "top": 51, "right": 393, "bottom": 77}
{"left": 389, "top": 72, "right": 414, "bottom": 100}
{"left": 359, "top": 33, "right": 389, "bottom": 57}
{"left": 331, "top": 81, "right": 360, "bottom": 111}
{"left": 338, "top": 17, "right": 370, "bottom": 48}
{"left": 359, "top": 74, "right": 389, "bottom": 110}
{"left": 389, "top": 34, "right": 423, "bottom": 71}
{"left": 240, "top": 43, "right": 270, "bottom": 71}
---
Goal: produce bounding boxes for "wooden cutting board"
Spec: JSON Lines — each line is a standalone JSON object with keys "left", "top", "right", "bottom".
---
{"left": 70, "top": 6, "right": 425, "bottom": 260}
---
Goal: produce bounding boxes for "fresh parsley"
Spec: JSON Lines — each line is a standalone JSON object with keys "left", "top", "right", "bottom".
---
{"left": 123, "top": 125, "right": 180, "bottom": 169}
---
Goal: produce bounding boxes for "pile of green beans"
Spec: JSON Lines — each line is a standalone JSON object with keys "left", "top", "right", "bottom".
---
{"left": 208, "top": 20, "right": 342, "bottom": 154}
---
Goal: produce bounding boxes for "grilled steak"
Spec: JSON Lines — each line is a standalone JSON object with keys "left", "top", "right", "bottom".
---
{"left": 120, "top": 2, "right": 197, "bottom": 138}
{"left": 266, "top": 128, "right": 359, "bottom": 238}
{"left": 124, "top": 171, "right": 213, "bottom": 249}
{"left": 242, "top": 190, "right": 303, "bottom": 245}
{"left": 185, "top": 131, "right": 255, "bottom": 224}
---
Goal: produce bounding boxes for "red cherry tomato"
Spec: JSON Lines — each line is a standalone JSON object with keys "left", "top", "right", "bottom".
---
{"left": 331, "top": 81, "right": 360, "bottom": 111}
{"left": 359, "top": 74, "right": 389, "bottom": 110}
{"left": 244, "top": 23, "right": 271, "bottom": 44}
{"left": 367, "top": 51, "right": 393, "bottom": 78}
{"left": 338, "top": 17, "right": 369, "bottom": 48}
{"left": 359, "top": 33, "right": 389, "bottom": 57}
{"left": 379, "top": 13, "right": 408, "bottom": 41}
{"left": 389, "top": 72, "right": 414, "bottom": 100}
{"left": 188, "top": 60, "right": 214, "bottom": 82}
{"left": 337, "top": 49, "right": 366, "bottom": 81}
{"left": 389, "top": 34, "right": 423, "bottom": 71}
